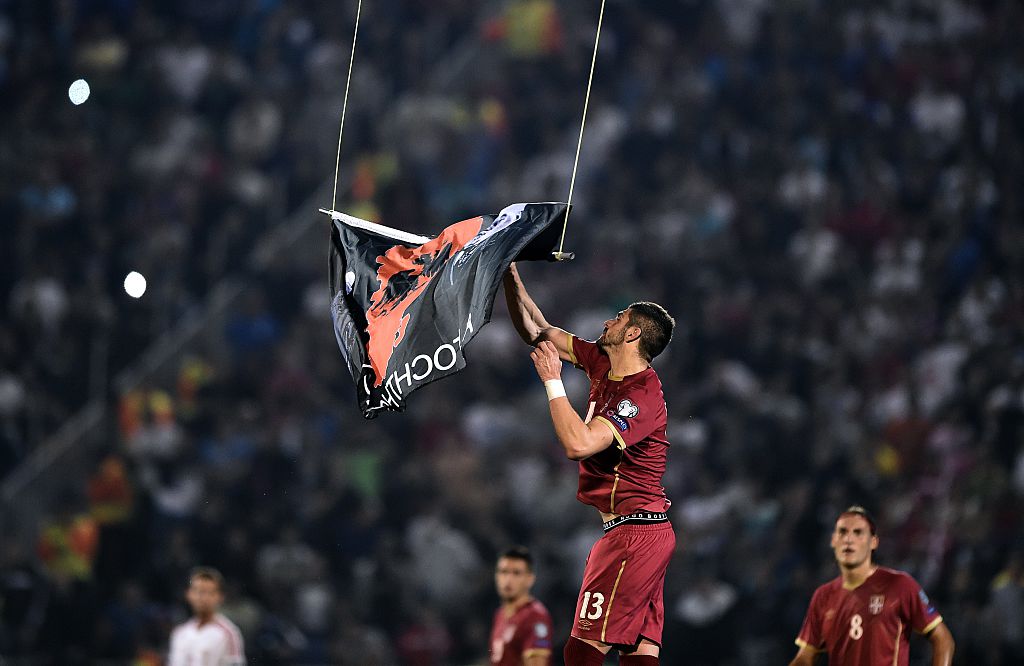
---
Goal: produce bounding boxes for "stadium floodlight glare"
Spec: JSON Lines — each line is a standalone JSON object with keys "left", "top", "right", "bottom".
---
{"left": 124, "top": 271, "right": 147, "bottom": 298}
{"left": 68, "top": 78, "right": 91, "bottom": 105}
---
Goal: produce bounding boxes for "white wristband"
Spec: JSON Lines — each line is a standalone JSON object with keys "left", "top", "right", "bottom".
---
{"left": 544, "top": 379, "right": 566, "bottom": 401}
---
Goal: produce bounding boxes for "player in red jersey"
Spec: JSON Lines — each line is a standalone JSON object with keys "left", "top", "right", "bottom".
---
{"left": 789, "top": 506, "right": 955, "bottom": 666}
{"left": 489, "top": 546, "right": 554, "bottom": 666}
{"left": 504, "top": 264, "right": 676, "bottom": 666}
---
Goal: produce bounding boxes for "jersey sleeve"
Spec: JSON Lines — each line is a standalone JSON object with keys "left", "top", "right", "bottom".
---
{"left": 592, "top": 383, "right": 662, "bottom": 449}
{"left": 521, "top": 607, "right": 553, "bottom": 660}
{"left": 207, "top": 618, "right": 245, "bottom": 666}
{"left": 902, "top": 575, "right": 943, "bottom": 635}
{"left": 795, "top": 587, "right": 826, "bottom": 653}
{"left": 223, "top": 625, "right": 246, "bottom": 665}
{"left": 568, "top": 335, "right": 604, "bottom": 379}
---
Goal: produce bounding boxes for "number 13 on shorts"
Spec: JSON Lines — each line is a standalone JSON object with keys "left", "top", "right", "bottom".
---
{"left": 580, "top": 591, "right": 605, "bottom": 620}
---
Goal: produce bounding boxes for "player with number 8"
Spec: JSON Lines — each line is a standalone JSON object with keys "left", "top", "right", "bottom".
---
{"left": 789, "top": 506, "right": 955, "bottom": 666}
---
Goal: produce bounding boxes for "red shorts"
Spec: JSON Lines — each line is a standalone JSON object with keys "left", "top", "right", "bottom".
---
{"left": 570, "top": 519, "right": 675, "bottom": 649}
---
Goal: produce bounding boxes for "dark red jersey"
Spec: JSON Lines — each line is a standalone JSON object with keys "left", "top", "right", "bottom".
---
{"left": 568, "top": 335, "right": 670, "bottom": 515}
{"left": 489, "top": 598, "right": 553, "bottom": 665}
{"left": 796, "top": 566, "right": 944, "bottom": 666}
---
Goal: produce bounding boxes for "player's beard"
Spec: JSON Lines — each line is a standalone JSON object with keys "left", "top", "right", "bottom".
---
{"left": 598, "top": 326, "right": 626, "bottom": 349}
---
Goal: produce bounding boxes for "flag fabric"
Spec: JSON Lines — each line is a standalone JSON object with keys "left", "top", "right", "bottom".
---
{"left": 328, "top": 202, "right": 569, "bottom": 418}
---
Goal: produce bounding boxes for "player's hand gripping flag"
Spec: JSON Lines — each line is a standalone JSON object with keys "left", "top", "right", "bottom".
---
{"left": 328, "top": 202, "right": 570, "bottom": 418}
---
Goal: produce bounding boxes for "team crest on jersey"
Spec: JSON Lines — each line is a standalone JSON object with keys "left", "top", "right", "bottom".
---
{"left": 869, "top": 595, "right": 885, "bottom": 615}
{"left": 616, "top": 399, "right": 639, "bottom": 418}
{"left": 534, "top": 623, "right": 548, "bottom": 638}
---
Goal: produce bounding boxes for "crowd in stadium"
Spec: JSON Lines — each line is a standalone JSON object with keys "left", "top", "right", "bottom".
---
{"left": 2, "top": 0, "right": 1023, "bottom": 664}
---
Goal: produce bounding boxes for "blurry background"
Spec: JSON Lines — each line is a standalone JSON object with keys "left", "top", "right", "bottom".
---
{"left": 1, "top": 0, "right": 1023, "bottom": 664}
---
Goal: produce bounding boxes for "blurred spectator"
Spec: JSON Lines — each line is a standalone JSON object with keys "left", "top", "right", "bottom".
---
{"left": 483, "top": 0, "right": 563, "bottom": 59}
{"left": 94, "top": 578, "right": 164, "bottom": 660}
{"left": 0, "top": 541, "right": 47, "bottom": 656}
{"left": 397, "top": 607, "right": 453, "bottom": 666}
{"left": 36, "top": 499, "right": 99, "bottom": 584}
{"left": 406, "top": 505, "right": 486, "bottom": 613}
{"left": 87, "top": 453, "right": 136, "bottom": 588}
{"left": 33, "top": 497, "right": 100, "bottom": 659}
{"left": 255, "top": 525, "right": 318, "bottom": 605}
{"left": 988, "top": 551, "right": 1024, "bottom": 664}
{"left": 671, "top": 567, "right": 739, "bottom": 665}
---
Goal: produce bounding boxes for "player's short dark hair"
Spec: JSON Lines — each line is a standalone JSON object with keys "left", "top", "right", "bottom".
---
{"left": 498, "top": 546, "right": 534, "bottom": 571}
{"left": 627, "top": 302, "right": 675, "bottom": 362}
{"left": 839, "top": 505, "right": 877, "bottom": 535}
{"left": 189, "top": 566, "right": 225, "bottom": 591}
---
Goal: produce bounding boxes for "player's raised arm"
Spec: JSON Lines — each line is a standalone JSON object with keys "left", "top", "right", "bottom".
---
{"left": 787, "top": 644, "right": 820, "bottom": 666}
{"left": 926, "top": 622, "right": 954, "bottom": 666}
{"left": 503, "top": 263, "right": 574, "bottom": 361}
{"left": 531, "top": 340, "right": 614, "bottom": 460}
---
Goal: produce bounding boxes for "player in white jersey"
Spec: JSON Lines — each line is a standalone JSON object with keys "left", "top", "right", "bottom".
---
{"left": 168, "top": 567, "right": 246, "bottom": 666}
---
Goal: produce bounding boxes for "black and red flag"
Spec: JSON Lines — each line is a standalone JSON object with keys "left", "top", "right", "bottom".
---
{"left": 328, "top": 202, "right": 570, "bottom": 418}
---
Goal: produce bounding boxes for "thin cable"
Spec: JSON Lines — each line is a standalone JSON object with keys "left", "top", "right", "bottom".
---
{"left": 332, "top": 0, "right": 363, "bottom": 211}
{"left": 557, "top": 0, "right": 605, "bottom": 259}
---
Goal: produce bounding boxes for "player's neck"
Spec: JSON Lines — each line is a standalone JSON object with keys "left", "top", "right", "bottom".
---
{"left": 502, "top": 595, "right": 532, "bottom": 615}
{"left": 606, "top": 346, "right": 649, "bottom": 379}
{"left": 840, "top": 562, "right": 877, "bottom": 590}
{"left": 195, "top": 611, "right": 217, "bottom": 626}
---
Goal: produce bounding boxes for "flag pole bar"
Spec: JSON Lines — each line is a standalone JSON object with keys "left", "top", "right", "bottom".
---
{"left": 319, "top": 208, "right": 431, "bottom": 245}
